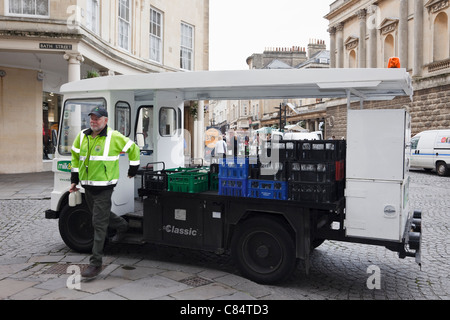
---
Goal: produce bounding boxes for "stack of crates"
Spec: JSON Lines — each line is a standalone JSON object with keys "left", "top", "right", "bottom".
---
{"left": 218, "top": 155, "right": 289, "bottom": 200}
{"left": 218, "top": 157, "right": 250, "bottom": 197}
{"left": 287, "top": 140, "right": 346, "bottom": 203}
{"left": 248, "top": 142, "right": 289, "bottom": 200}
{"left": 217, "top": 139, "right": 346, "bottom": 203}
{"left": 141, "top": 163, "right": 232, "bottom": 194}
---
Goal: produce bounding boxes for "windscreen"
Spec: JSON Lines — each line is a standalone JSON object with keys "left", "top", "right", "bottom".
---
{"left": 58, "top": 99, "right": 106, "bottom": 156}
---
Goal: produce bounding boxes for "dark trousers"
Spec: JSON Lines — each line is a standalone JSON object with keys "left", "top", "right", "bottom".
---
{"left": 84, "top": 188, "right": 128, "bottom": 267}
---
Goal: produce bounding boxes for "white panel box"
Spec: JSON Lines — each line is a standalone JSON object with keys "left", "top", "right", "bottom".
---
{"left": 346, "top": 109, "right": 410, "bottom": 181}
{"left": 345, "top": 178, "right": 410, "bottom": 241}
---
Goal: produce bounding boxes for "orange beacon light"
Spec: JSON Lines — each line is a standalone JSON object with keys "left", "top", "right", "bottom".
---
{"left": 388, "top": 57, "right": 401, "bottom": 68}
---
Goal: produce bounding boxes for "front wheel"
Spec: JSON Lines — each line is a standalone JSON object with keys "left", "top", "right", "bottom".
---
{"left": 58, "top": 202, "right": 93, "bottom": 253}
{"left": 231, "top": 217, "right": 297, "bottom": 284}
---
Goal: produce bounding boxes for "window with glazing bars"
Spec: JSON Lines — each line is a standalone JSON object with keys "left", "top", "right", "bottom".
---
{"left": 86, "top": 0, "right": 99, "bottom": 34}
{"left": 8, "top": 0, "right": 49, "bottom": 16}
{"left": 180, "top": 23, "right": 194, "bottom": 70}
{"left": 118, "top": 0, "right": 131, "bottom": 51}
{"left": 150, "top": 8, "right": 163, "bottom": 63}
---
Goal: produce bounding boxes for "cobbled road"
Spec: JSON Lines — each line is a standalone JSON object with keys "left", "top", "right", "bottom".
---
{"left": 1, "top": 170, "right": 449, "bottom": 300}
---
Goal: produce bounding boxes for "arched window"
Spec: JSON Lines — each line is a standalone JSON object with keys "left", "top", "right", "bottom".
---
{"left": 433, "top": 12, "right": 449, "bottom": 61}
{"left": 384, "top": 34, "right": 395, "bottom": 67}
{"left": 349, "top": 50, "right": 357, "bottom": 68}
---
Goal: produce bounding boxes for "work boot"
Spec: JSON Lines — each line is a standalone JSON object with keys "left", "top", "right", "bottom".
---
{"left": 81, "top": 265, "right": 102, "bottom": 279}
{"left": 111, "top": 225, "right": 128, "bottom": 243}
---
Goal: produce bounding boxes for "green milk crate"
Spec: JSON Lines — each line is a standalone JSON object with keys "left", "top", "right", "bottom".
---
{"left": 168, "top": 170, "right": 209, "bottom": 193}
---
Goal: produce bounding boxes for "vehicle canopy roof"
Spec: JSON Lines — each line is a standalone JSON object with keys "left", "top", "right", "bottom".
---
{"left": 60, "top": 68, "right": 413, "bottom": 102}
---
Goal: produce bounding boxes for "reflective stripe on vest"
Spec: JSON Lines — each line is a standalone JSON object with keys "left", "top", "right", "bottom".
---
{"left": 80, "top": 179, "right": 119, "bottom": 186}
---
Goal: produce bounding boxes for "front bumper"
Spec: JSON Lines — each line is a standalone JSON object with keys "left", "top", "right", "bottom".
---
{"left": 45, "top": 209, "right": 59, "bottom": 219}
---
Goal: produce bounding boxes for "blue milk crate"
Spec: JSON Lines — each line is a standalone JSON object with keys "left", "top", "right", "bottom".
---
{"left": 218, "top": 157, "right": 250, "bottom": 179}
{"left": 247, "top": 180, "right": 288, "bottom": 200}
{"left": 218, "top": 177, "right": 248, "bottom": 197}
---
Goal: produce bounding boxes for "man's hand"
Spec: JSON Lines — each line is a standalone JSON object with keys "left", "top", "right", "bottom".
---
{"left": 69, "top": 183, "right": 80, "bottom": 193}
{"left": 128, "top": 165, "right": 139, "bottom": 179}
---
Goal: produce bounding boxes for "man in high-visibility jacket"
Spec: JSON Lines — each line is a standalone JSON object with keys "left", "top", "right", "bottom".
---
{"left": 70, "top": 106, "right": 140, "bottom": 279}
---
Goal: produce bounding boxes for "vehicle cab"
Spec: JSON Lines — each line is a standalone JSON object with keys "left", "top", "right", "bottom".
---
{"left": 49, "top": 84, "right": 185, "bottom": 218}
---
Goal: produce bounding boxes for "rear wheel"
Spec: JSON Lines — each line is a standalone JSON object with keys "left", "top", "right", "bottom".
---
{"left": 231, "top": 217, "right": 297, "bottom": 284}
{"left": 58, "top": 202, "right": 93, "bottom": 253}
{"left": 436, "top": 161, "right": 449, "bottom": 176}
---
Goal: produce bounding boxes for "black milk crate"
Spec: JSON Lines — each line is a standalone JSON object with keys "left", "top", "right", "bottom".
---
{"left": 287, "top": 160, "right": 337, "bottom": 183}
{"left": 288, "top": 180, "right": 345, "bottom": 203}
{"left": 260, "top": 140, "right": 297, "bottom": 161}
{"left": 210, "top": 163, "right": 219, "bottom": 174}
{"left": 297, "top": 140, "right": 346, "bottom": 161}
{"left": 266, "top": 140, "right": 297, "bottom": 161}
{"left": 142, "top": 165, "right": 196, "bottom": 192}
{"left": 260, "top": 161, "right": 286, "bottom": 181}
{"left": 143, "top": 170, "right": 168, "bottom": 191}
{"left": 251, "top": 160, "right": 286, "bottom": 181}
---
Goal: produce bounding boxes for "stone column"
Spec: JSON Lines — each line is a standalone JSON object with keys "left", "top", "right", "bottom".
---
{"left": 195, "top": 100, "right": 205, "bottom": 161}
{"left": 357, "top": 9, "right": 367, "bottom": 68}
{"left": 399, "top": 0, "right": 409, "bottom": 69}
{"left": 413, "top": 0, "right": 423, "bottom": 77}
{"left": 367, "top": 5, "right": 378, "bottom": 68}
{"left": 336, "top": 23, "right": 344, "bottom": 68}
{"left": 328, "top": 26, "right": 337, "bottom": 68}
{"left": 63, "top": 53, "right": 84, "bottom": 82}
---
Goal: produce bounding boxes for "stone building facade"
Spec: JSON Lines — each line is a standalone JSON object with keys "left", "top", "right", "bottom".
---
{"left": 0, "top": 0, "right": 209, "bottom": 174}
{"left": 225, "top": 41, "right": 329, "bottom": 132}
{"left": 324, "top": 0, "right": 450, "bottom": 138}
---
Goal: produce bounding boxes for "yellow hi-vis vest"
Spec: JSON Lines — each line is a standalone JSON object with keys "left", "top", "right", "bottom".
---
{"left": 71, "top": 126, "right": 140, "bottom": 187}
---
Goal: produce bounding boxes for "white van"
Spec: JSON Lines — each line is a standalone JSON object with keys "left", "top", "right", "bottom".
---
{"left": 410, "top": 129, "right": 450, "bottom": 176}
{"left": 283, "top": 132, "right": 321, "bottom": 140}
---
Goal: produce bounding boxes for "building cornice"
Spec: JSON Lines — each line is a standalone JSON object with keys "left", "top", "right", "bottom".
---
{"left": 0, "top": 19, "right": 180, "bottom": 74}
{"left": 378, "top": 18, "right": 399, "bottom": 34}
{"left": 425, "top": 0, "right": 450, "bottom": 13}
{"left": 325, "top": 0, "right": 364, "bottom": 20}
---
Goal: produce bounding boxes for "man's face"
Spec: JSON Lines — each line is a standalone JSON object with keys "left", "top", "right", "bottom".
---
{"left": 90, "top": 114, "right": 108, "bottom": 133}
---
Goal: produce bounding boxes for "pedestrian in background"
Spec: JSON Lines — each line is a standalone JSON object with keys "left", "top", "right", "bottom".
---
{"left": 214, "top": 135, "right": 227, "bottom": 161}
{"left": 70, "top": 106, "right": 140, "bottom": 279}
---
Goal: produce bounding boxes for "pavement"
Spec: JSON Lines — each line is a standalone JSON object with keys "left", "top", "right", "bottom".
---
{"left": 0, "top": 171, "right": 286, "bottom": 301}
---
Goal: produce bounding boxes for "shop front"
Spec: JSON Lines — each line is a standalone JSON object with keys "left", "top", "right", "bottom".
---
{"left": 0, "top": 47, "right": 88, "bottom": 173}
{"left": 42, "top": 91, "right": 62, "bottom": 161}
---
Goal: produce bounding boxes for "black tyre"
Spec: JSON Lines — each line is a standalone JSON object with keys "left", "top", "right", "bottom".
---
{"left": 311, "top": 239, "right": 325, "bottom": 251}
{"left": 436, "top": 161, "right": 449, "bottom": 176}
{"left": 58, "top": 202, "right": 93, "bottom": 253}
{"left": 231, "top": 216, "right": 297, "bottom": 284}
